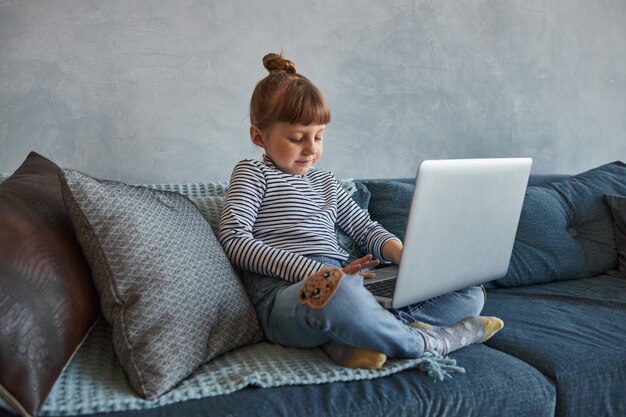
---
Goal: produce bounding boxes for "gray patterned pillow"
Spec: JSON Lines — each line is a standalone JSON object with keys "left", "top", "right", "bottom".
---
{"left": 59, "top": 169, "right": 262, "bottom": 400}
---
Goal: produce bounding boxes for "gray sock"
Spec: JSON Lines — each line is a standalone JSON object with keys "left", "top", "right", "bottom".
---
{"left": 410, "top": 316, "right": 503, "bottom": 355}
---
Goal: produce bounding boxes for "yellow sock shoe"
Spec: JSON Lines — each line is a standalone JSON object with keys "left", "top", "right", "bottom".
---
{"left": 322, "top": 341, "right": 387, "bottom": 370}
{"left": 480, "top": 316, "right": 504, "bottom": 342}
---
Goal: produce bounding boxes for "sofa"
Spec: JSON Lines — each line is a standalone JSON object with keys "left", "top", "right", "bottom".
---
{"left": 1, "top": 152, "right": 625, "bottom": 417}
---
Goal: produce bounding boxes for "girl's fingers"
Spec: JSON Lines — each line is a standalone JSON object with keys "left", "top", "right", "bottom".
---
{"left": 361, "top": 259, "right": 380, "bottom": 269}
{"left": 352, "top": 254, "right": 373, "bottom": 264}
{"left": 342, "top": 257, "right": 380, "bottom": 277}
{"left": 341, "top": 261, "right": 376, "bottom": 278}
{"left": 348, "top": 255, "right": 378, "bottom": 269}
{"left": 342, "top": 264, "right": 361, "bottom": 274}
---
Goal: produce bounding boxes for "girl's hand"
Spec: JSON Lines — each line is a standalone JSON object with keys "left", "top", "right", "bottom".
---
{"left": 319, "top": 254, "right": 380, "bottom": 279}
{"left": 340, "top": 254, "right": 380, "bottom": 279}
{"left": 381, "top": 240, "right": 403, "bottom": 265}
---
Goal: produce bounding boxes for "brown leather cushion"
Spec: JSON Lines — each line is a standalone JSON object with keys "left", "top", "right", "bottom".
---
{"left": 0, "top": 152, "right": 99, "bottom": 416}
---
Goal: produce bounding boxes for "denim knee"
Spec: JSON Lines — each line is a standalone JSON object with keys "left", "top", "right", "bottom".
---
{"left": 390, "top": 285, "right": 486, "bottom": 326}
{"left": 462, "top": 285, "right": 486, "bottom": 317}
{"left": 263, "top": 273, "right": 375, "bottom": 347}
{"left": 304, "top": 274, "right": 370, "bottom": 327}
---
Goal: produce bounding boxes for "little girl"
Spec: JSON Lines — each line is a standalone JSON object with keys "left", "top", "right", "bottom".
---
{"left": 219, "top": 52, "right": 503, "bottom": 369}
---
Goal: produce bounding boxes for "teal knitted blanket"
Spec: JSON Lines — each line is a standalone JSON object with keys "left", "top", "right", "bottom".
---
{"left": 32, "top": 320, "right": 463, "bottom": 415}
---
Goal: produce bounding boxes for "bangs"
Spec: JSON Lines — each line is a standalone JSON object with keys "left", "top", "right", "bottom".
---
{"left": 272, "top": 79, "right": 331, "bottom": 126}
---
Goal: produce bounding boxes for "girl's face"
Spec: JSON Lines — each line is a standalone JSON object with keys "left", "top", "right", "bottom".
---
{"left": 250, "top": 122, "right": 325, "bottom": 175}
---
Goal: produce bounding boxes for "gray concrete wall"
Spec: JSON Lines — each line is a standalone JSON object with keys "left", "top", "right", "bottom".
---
{"left": 1, "top": 0, "right": 625, "bottom": 183}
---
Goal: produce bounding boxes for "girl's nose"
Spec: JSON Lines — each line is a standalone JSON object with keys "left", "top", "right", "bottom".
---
{"left": 303, "top": 139, "right": 316, "bottom": 154}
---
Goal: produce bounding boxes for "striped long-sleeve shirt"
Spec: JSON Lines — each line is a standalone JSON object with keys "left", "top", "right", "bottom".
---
{"left": 218, "top": 156, "right": 399, "bottom": 283}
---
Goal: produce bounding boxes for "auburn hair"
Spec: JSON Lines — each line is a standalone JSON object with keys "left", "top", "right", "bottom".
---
{"left": 250, "top": 53, "right": 331, "bottom": 130}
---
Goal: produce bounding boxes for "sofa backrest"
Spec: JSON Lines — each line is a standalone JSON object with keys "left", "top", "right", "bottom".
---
{"left": 497, "top": 161, "right": 626, "bottom": 286}
{"left": 360, "top": 161, "right": 626, "bottom": 287}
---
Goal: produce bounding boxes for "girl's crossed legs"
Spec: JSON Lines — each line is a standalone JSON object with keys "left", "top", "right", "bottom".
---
{"left": 243, "top": 256, "right": 494, "bottom": 364}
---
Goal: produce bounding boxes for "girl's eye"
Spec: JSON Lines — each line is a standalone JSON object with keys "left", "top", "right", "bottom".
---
{"left": 315, "top": 137, "right": 323, "bottom": 142}
{"left": 288, "top": 138, "right": 303, "bottom": 143}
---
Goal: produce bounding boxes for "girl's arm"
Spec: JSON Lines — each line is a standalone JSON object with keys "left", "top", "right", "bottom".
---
{"left": 218, "top": 162, "right": 323, "bottom": 282}
{"left": 335, "top": 181, "right": 402, "bottom": 263}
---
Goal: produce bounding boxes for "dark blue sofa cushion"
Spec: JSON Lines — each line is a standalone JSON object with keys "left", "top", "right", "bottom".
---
{"left": 495, "top": 161, "right": 626, "bottom": 286}
{"left": 483, "top": 275, "right": 626, "bottom": 417}
{"left": 604, "top": 193, "right": 626, "bottom": 278}
{"left": 360, "top": 179, "right": 414, "bottom": 242}
{"left": 360, "top": 175, "right": 570, "bottom": 243}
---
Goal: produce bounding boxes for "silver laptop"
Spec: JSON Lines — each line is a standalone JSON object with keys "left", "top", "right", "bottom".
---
{"left": 364, "top": 157, "right": 532, "bottom": 309}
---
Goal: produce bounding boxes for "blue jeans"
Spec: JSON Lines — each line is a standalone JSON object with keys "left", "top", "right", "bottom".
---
{"left": 243, "top": 256, "right": 485, "bottom": 358}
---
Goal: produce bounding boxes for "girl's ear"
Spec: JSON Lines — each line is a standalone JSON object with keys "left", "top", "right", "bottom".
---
{"left": 250, "top": 125, "right": 265, "bottom": 148}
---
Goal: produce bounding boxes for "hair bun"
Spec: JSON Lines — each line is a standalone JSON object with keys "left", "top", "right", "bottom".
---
{"left": 263, "top": 53, "right": 297, "bottom": 74}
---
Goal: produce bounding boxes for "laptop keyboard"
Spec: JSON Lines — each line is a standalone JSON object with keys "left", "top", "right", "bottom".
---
{"left": 364, "top": 278, "right": 397, "bottom": 298}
